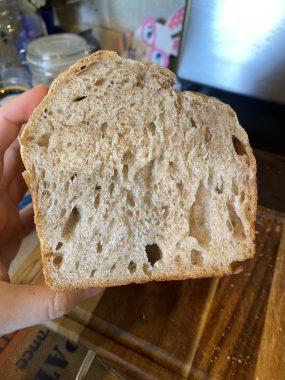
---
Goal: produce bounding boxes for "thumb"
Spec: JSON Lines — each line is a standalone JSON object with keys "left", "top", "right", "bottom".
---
{"left": 0, "top": 282, "right": 102, "bottom": 335}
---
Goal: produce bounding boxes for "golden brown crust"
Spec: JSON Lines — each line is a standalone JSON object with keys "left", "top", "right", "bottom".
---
{"left": 20, "top": 51, "right": 257, "bottom": 291}
{"left": 43, "top": 250, "right": 237, "bottom": 291}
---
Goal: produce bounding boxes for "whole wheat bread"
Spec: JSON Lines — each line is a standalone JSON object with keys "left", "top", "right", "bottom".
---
{"left": 20, "top": 51, "right": 257, "bottom": 290}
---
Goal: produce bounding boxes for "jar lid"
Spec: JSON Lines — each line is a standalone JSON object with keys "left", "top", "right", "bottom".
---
{"left": 27, "top": 33, "right": 87, "bottom": 68}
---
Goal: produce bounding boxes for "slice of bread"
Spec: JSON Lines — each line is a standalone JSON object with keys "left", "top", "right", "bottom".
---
{"left": 20, "top": 51, "right": 257, "bottom": 290}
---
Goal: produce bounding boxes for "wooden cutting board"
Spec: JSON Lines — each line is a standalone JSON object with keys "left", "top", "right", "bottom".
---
{"left": 10, "top": 149, "right": 285, "bottom": 379}
{"left": 12, "top": 205, "right": 285, "bottom": 379}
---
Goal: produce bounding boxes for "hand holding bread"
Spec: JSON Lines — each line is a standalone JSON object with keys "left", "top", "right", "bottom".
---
{"left": 0, "top": 88, "right": 101, "bottom": 335}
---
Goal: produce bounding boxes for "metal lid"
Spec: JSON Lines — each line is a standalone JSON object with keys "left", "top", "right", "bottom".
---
{"left": 27, "top": 33, "right": 87, "bottom": 68}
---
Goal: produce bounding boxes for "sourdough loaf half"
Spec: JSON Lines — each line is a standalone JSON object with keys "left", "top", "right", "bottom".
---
{"left": 20, "top": 51, "right": 257, "bottom": 290}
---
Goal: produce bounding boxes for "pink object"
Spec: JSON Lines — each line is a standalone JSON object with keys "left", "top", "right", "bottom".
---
{"left": 135, "top": 5, "right": 185, "bottom": 67}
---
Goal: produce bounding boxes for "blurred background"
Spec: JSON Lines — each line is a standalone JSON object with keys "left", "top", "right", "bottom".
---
{"left": 1, "top": 0, "right": 285, "bottom": 155}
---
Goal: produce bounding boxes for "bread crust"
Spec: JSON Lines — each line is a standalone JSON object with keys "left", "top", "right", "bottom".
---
{"left": 20, "top": 51, "right": 257, "bottom": 291}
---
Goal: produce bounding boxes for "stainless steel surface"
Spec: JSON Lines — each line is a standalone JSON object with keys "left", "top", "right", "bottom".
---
{"left": 178, "top": 0, "right": 285, "bottom": 104}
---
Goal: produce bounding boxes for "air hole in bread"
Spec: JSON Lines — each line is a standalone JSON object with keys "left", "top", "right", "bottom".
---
{"left": 177, "top": 181, "right": 184, "bottom": 193}
{"left": 67, "top": 142, "right": 72, "bottom": 148}
{"left": 143, "top": 263, "right": 152, "bottom": 277}
{"left": 70, "top": 174, "right": 77, "bottom": 181}
{"left": 87, "top": 216, "right": 93, "bottom": 223}
{"left": 112, "top": 168, "right": 119, "bottom": 182}
{"left": 226, "top": 201, "right": 246, "bottom": 240}
{"left": 127, "top": 191, "right": 135, "bottom": 207}
{"left": 53, "top": 254, "right": 63, "bottom": 267}
{"left": 190, "top": 117, "right": 197, "bottom": 128}
{"left": 123, "top": 149, "right": 132, "bottom": 163}
{"left": 161, "top": 206, "right": 169, "bottom": 218}
{"left": 230, "top": 261, "right": 244, "bottom": 274}
{"left": 110, "top": 263, "right": 116, "bottom": 273}
{"left": 189, "top": 182, "right": 211, "bottom": 249}
{"left": 96, "top": 242, "right": 102, "bottom": 253}
{"left": 122, "top": 164, "right": 129, "bottom": 180}
{"left": 135, "top": 73, "right": 144, "bottom": 88}
{"left": 55, "top": 242, "right": 63, "bottom": 251}
{"left": 169, "top": 162, "right": 179, "bottom": 180}
{"left": 146, "top": 122, "right": 156, "bottom": 136}
{"left": 191, "top": 249, "right": 203, "bottom": 266}
{"left": 109, "top": 182, "right": 115, "bottom": 195}
{"left": 101, "top": 122, "right": 108, "bottom": 138}
{"left": 90, "top": 269, "right": 96, "bottom": 277}
{"left": 94, "top": 193, "right": 100, "bottom": 210}
{"left": 60, "top": 208, "right": 66, "bottom": 217}
{"left": 62, "top": 206, "right": 81, "bottom": 240}
{"left": 145, "top": 244, "right": 162, "bottom": 267}
{"left": 128, "top": 261, "right": 136, "bottom": 274}
{"left": 95, "top": 78, "right": 104, "bottom": 86}
{"left": 95, "top": 185, "right": 101, "bottom": 191}
{"left": 37, "top": 133, "right": 50, "bottom": 148}
{"left": 42, "top": 190, "right": 51, "bottom": 199}
{"left": 231, "top": 179, "right": 239, "bottom": 196}
{"left": 73, "top": 96, "right": 87, "bottom": 102}
{"left": 38, "top": 168, "right": 45, "bottom": 180}
{"left": 232, "top": 136, "right": 246, "bottom": 156}
{"left": 75, "top": 261, "right": 79, "bottom": 269}
{"left": 205, "top": 127, "right": 211, "bottom": 143}
{"left": 215, "top": 181, "right": 223, "bottom": 194}
{"left": 126, "top": 209, "right": 133, "bottom": 218}
{"left": 240, "top": 191, "right": 245, "bottom": 203}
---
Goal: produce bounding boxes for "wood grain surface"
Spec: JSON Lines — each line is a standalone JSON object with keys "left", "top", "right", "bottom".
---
{"left": 255, "top": 149, "right": 285, "bottom": 212}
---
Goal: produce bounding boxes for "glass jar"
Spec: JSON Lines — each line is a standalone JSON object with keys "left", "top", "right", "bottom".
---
{"left": 27, "top": 33, "right": 89, "bottom": 86}
{"left": 0, "top": 0, "right": 46, "bottom": 66}
{"left": 0, "top": 66, "right": 31, "bottom": 105}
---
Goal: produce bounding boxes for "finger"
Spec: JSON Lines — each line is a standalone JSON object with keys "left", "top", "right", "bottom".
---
{"left": 0, "top": 86, "right": 48, "bottom": 154}
{"left": 0, "top": 282, "right": 103, "bottom": 335}
{"left": 1, "top": 141, "right": 24, "bottom": 189}
{"left": 9, "top": 173, "right": 27, "bottom": 205}
{"left": 20, "top": 203, "right": 35, "bottom": 238}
